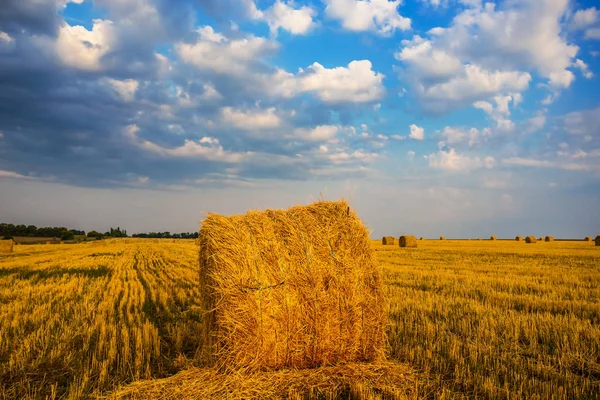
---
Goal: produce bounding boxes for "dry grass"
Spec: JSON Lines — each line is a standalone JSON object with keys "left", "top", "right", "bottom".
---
{"left": 1, "top": 238, "right": 599, "bottom": 399}
{"left": 525, "top": 236, "right": 537, "bottom": 243}
{"left": 399, "top": 236, "right": 417, "bottom": 248}
{"left": 0, "top": 240, "right": 14, "bottom": 253}
{"left": 107, "top": 361, "right": 423, "bottom": 400}
{"left": 382, "top": 236, "right": 396, "bottom": 245}
{"left": 198, "top": 200, "right": 386, "bottom": 371}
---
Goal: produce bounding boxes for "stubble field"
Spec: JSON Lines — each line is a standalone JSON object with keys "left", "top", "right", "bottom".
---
{"left": 0, "top": 239, "right": 598, "bottom": 399}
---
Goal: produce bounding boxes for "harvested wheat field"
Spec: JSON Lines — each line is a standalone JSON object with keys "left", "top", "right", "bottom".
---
{"left": 0, "top": 238, "right": 599, "bottom": 399}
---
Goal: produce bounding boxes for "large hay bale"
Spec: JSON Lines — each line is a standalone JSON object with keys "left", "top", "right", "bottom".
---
{"left": 381, "top": 236, "right": 395, "bottom": 245}
{"left": 490, "top": 236, "right": 497, "bottom": 241}
{"left": 544, "top": 236, "right": 554, "bottom": 242}
{"left": 399, "top": 235, "right": 417, "bottom": 248}
{"left": 596, "top": 236, "right": 600, "bottom": 246}
{"left": 0, "top": 239, "right": 14, "bottom": 253}
{"left": 584, "top": 236, "right": 592, "bottom": 242}
{"left": 525, "top": 236, "right": 537, "bottom": 243}
{"left": 440, "top": 236, "right": 446, "bottom": 241}
{"left": 198, "top": 200, "right": 386, "bottom": 371}
{"left": 515, "top": 236, "right": 523, "bottom": 242}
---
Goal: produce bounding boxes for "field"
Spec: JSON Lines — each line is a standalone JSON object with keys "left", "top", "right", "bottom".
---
{"left": 0, "top": 239, "right": 598, "bottom": 399}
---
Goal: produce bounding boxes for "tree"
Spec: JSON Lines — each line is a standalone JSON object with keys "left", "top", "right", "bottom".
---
{"left": 61, "top": 231, "right": 75, "bottom": 241}
{"left": 87, "top": 231, "right": 100, "bottom": 238}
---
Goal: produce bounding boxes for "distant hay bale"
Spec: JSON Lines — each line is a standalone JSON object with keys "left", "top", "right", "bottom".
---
{"left": 538, "top": 237, "right": 543, "bottom": 241}
{"left": 544, "top": 236, "right": 554, "bottom": 242}
{"left": 198, "top": 200, "right": 386, "bottom": 371}
{"left": 515, "top": 236, "right": 523, "bottom": 241}
{"left": 0, "top": 239, "right": 14, "bottom": 253}
{"left": 490, "top": 236, "right": 497, "bottom": 241}
{"left": 420, "top": 237, "right": 424, "bottom": 240}
{"left": 596, "top": 236, "right": 600, "bottom": 246}
{"left": 381, "top": 236, "right": 396, "bottom": 245}
{"left": 584, "top": 236, "right": 592, "bottom": 242}
{"left": 525, "top": 236, "right": 537, "bottom": 243}
{"left": 399, "top": 235, "right": 417, "bottom": 248}
{"left": 440, "top": 236, "right": 446, "bottom": 241}
{"left": 478, "top": 238, "right": 482, "bottom": 241}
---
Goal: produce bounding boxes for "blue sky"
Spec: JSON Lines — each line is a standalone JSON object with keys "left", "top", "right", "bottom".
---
{"left": 0, "top": 0, "right": 599, "bottom": 237}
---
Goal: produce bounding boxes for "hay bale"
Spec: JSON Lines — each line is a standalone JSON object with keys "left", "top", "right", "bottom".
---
{"left": 420, "top": 237, "right": 424, "bottom": 240}
{"left": 399, "top": 235, "right": 417, "bottom": 248}
{"left": 584, "top": 236, "right": 592, "bottom": 242}
{"left": 490, "top": 236, "right": 497, "bottom": 241}
{"left": 0, "top": 239, "right": 14, "bottom": 253}
{"left": 596, "top": 236, "right": 600, "bottom": 246}
{"left": 525, "top": 236, "right": 537, "bottom": 243}
{"left": 544, "top": 236, "right": 554, "bottom": 242}
{"left": 381, "top": 236, "right": 395, "bottom": 245}
{"left": 515, "top": 236, "right": 523, "bottom": 241}
{"left": 440, "top": 236, "right": 446, "bottom": 241}
{"left": 198, "top": 200, "right": 386, "bottom": 371}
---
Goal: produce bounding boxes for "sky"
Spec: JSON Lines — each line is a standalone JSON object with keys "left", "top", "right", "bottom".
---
{"left": 0, "top": 0, "right": 599, "bottom": 238}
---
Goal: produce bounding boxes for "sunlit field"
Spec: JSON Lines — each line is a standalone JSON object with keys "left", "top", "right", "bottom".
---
{"left": 0, "top": 239, "right": 598, "bottom": 399}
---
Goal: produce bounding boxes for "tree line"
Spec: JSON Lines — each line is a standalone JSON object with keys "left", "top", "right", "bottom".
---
{"left": 1, "top": 223, "right": 198, "bottom": 241}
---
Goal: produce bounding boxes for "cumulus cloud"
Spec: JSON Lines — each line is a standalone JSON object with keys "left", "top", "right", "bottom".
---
{"left": 221, "top": 107, "right": 282, "bottom": 130}
{"left": 291, "top": 60, "right": 385, "bottom": 103}
{"left": 178, "top": 27, "right": 385, "bottom": 104}
{"left": 473, "top": 95, "right": 517, "bottom": 131}
{"left": 426, "top": 147, "right": 494, "bottom": 171}
{"left": 104, "top": 78, "right": 139, "bottom": 102}
{"left": 260, "top": 1, "right": 317, "bottom": 36}
{"left": 44, "top": 20, "right": 115, "bottom": 71}
{"left": 324, "top": 0, "right": 411, "bottom": 36}
{"left": 409, "top": 124, "right": 424, "bottom": 140}
{"left": 395, "top": 0, "right": 580, "bottom": 114}
{"left": 124, "top": 124, "right": 251, "bottom": 163}
{"left": 176, "top": 28, "right": 279, "bottom": 76}
{"left": 573, "top": 59, "right": 594, "bottom": 79}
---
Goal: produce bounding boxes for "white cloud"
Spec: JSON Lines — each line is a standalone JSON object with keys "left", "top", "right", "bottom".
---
{"left": 324, "top": 0, "right": 411, "bottom": 36}
{"left": 502, "top": 157, "right": 596, "bottom": 171}
{"left": 473, "top": 95, "right": 517, "bottom": 131}
{"left": 0, "top": 31, "right": 15, "bottom": 52}
{"left": 414, "top": 64, "right": 530, "bottom": 113}
{"left": 104, "top": 78, "right": 139, "bottom": 102}
{"left": 391, "top": 135, "right": 406, "bottom": 140}
{"left": 51, "top": 20, "right": 114, "bottom": 71}
{"left": 396, "top": 0, "right": 580, "bottom": 113}
{"left": 221, "top": 107, "right": 282, "bottom": 130}
{"left": 177, "top": 28, "right": 279, "bottom": 76}
{"left": 287, "top": 60, "right": 385, "bottom": 103}
{"left": 571, "top": 7, "right": 598, "bottom": 29}
{"left": 426, "top": 147, "right": 494, "bottom": 171}
{"left": 524, "top": 115, "right": 546, "bottom": 133}
{"left": 293, "top": 125, "right": 341, "bottom": 141}
{"left": 573, "top": 59, "right": 594, "bottom": 79}
{"left": 409, "top": 124, "right": 424, "bottom": 140}
{"left": 260, "top": 1, "right": 317, "bottom": 35}
{"left": 178, "top": 27, "right": 384, "bottom": 104}
{"left": 439, "top": 126, "right": 484, "bottom": 147}
{"left": 124, "top": 124, "right": 250, "bottom": 162}
{"left": 407, "top": 150, "right": 415, "bottom": 160}
{"left": 0, "top": 170, "right": 34, "bottom": 180}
